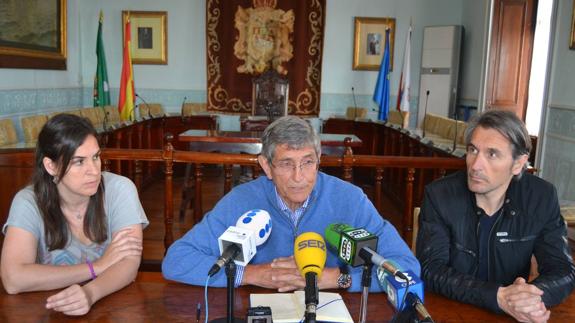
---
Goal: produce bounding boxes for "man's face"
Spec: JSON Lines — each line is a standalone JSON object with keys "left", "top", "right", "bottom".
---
{"left": 466, "top": 126, "right": 527, "bottom": 201}
{"left": 259, "top": 144, "right": 319, "bottom": 211}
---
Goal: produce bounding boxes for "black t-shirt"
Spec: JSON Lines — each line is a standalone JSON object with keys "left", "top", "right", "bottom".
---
{"left": 477, "top": 208, "right": 502, "bottom": 281}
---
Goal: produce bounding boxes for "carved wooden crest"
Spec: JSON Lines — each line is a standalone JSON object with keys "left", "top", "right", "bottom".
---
{"left": 234, "top": 0, "right": 294, "bottom": 75}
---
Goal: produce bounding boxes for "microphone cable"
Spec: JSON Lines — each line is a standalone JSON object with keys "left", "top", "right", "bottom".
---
{"left": 204, "top": 275, "right": 210, "bottom": 323}
{"left": 298, "top": 297, "right": 345, "bottom": 323}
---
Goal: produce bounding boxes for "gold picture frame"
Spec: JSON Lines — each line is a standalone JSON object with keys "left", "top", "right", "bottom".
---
{"left": 353, "top": 17, "right": 396, "bottom": 71}
{"left": 0, "top": 0, "right": 67, "bottom": 70}
{"left": 571, "top": 0, "right": 575, "bottom": 50}
{"left": 122, "top": 11, "right": 167, "bottom": 65}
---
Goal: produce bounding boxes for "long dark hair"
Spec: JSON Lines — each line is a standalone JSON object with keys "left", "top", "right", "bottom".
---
{"left": 33, "top": 114, "right": 107, "bottom": 250}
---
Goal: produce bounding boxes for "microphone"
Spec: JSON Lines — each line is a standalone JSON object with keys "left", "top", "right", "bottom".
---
{"left": 422, "top": 90, "right": 430, "bottom": 138}
{"left": 180, "top": 96, "right": 187, "bottom": 119}
{"left": 351, "top": 86, "right": 358, "bottom": 119}
{"left": 379, "top": 268, "right": 432, "bottom": 322}
{"left": 325, "top": 223, "right": 407, "bottom": 280}
{"left": 294, "top": 232, "right": 327, "bottom": 323}
{"left": 208, "top": 209, "right": 272, "bottom": 277}
{"left": 135, "top": 93, "right": 153, "bottom": 119}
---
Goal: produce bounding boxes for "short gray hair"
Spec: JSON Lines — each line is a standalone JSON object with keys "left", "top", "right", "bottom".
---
{"left": 260, "top": 116, "right": 321, "bottom": 162}
{"left": 464, "top": 109, "right": 531, "bottom": 176}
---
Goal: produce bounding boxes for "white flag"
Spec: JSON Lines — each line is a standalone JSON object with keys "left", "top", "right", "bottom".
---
{"left": 396, "top": 25, "right": 412, "bottom": 113}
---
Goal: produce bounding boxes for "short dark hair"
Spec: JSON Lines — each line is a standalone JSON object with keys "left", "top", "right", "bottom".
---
{"left": 33, "top": 114, "right": 107, "bottom": 250}
{"left": 464, "top": 110, "right": 531, "bottom": 176}
{"left": 260, "top": 116, "right": 321, "bottom": 162}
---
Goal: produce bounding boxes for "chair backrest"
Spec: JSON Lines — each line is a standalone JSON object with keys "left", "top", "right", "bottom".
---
{"left": 0, "top": 118, "right": 19, "bottom": 146}
{"left": 140, "top": 103, "right": 165, "bottom": 118}
{"left": 182, "top": 103, "right": 207, "bottom": 116}
{"left": 346, "top": 107, "right": 367, "bottom": 120}
{"left": 252, "top": 70, "right": 289, "bottom": 121}
{"left": 21, "top": 115, "right": 48, "bottom": 143}
{"left": 411, "top": 207, "right": 421, "bottom": 253}
{"left": 387, "top": 110, "right": 403, "bottom": 125}
{"left": 80, "top": 107, "right": 105, "bottom": 126}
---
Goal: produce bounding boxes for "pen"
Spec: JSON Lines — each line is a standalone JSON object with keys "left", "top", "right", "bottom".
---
{"left": 196, "top": 302, "right": 201, "bottom": 323}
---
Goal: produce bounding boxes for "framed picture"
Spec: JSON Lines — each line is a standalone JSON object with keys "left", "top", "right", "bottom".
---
{"left": 571, "top": 0, "right": 575, "bottom": 50}
{"left": 0, "top": 0, "right": 67, "bottom": 70}
{"left": 122, "top": 11, "right": 168, "bottom": 65}
{"left": 353, "top": 17, "right": 396, "bottom": 71}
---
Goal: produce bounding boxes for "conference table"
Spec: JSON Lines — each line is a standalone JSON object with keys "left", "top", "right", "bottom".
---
{"left": 178, "top": 130, "right": 362, "bottom": 222}
{"left": 2, "top": 272, "right": 574, "bottom": 322}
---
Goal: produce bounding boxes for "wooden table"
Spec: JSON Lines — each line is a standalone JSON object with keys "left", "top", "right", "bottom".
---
{"left": 178, "top": 130, "right": 362, "bottom": 222}
{"left": 3, "top": 272, "right": 574, "bottom": 322}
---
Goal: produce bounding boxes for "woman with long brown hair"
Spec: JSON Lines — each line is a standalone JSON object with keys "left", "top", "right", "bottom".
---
{"left": 1, "top": 114, "right": 148, "bottom": 315}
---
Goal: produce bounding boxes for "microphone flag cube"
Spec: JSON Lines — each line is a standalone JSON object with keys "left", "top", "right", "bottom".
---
{"left": 385, "top": 270, "right": 424, "bottom": 310}
{"left": 236, "top": 209, "right": 272, "bottom": 246}
{"left": 217, "top": 226, "right": 257, "bottom": 266}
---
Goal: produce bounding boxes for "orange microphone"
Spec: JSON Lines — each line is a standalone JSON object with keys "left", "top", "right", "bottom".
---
{"left": 294, "top": 232, "right": 327, "bottom": 323}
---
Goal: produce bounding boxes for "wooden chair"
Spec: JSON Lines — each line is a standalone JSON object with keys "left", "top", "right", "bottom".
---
{"left": 80, "top": 107, "right": 105, "bottom": 127}
{"left": 411, "top": 207, "right": 421, "bottom": 253}
{"left": 104, "top": 105, "right": 121, "bottom": 124}
{"left": 252, "top": 70, "right": 289, "bottom": 121}
{"left": 0, "top": 119, "right": 18, "bottom": 146}
{"left": 21, "top": 115, "right": 48, "bottom": 143}
{"left": 139, "top": 103, "right": 165, "bottom": 118}
{"left": 346, "top": 107, "right": 367, "bottom": 120}
{"left": 182, "top": 103, "right": 207, "bottom": 116}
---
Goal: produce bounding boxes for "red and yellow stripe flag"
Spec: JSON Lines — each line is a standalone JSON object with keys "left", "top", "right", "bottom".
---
{"left": 118, "top": 14, "right": 135, "bottom": 121}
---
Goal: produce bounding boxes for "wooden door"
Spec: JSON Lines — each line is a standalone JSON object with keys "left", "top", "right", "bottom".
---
{"left": 486, "top": 0, "right": 537, "bottom": 120}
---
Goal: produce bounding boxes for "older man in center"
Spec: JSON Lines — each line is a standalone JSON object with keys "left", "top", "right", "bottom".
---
{"left": 162, "top": 116, "right": 419, "bottom": 291}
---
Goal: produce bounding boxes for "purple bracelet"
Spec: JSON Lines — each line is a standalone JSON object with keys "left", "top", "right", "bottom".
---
{"left": 86, "top": 260, "right": 97, "bottom": 280}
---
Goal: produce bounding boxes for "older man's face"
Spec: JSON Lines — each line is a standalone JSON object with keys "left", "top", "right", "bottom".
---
{"left": 259, "top": 144, "right": 319, "bottom": 211}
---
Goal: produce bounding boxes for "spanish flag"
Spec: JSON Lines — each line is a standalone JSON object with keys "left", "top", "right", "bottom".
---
{"left": 118, "top": 13, "right": 135, "bottom": 122}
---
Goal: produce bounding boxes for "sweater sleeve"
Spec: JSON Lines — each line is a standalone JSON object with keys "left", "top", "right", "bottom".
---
{"left": 416, "top": 187, "right": 502, "bottom": 312}
{"left": 162, "top": 202, "right": 236, "bottom": 287}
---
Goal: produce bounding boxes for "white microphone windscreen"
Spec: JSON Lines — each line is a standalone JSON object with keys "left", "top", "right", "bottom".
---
{"left": 236, "top": 209, "right": 272, "bottom": 246}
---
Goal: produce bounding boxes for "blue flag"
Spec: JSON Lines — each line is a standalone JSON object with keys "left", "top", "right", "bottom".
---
{"left": 373, "top": 29, "right": 391, "bottom": 121}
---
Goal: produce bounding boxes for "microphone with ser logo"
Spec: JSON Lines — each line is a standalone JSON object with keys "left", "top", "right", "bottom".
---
{"left": 294, "top": 232, "right": 327, "bottom": 323}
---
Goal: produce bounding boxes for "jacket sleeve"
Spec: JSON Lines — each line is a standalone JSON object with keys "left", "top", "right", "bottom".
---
{"left": 348, "top": 192, "right": 420, "bottom": 292}
{"left": 531, "top": 186, "right": 575, "bottom": 307}
{"left": 416, "top": 187, "right": 503, "bottom": 312}
{"left": 161, "top": 204, "right": 234, "bottom": 287}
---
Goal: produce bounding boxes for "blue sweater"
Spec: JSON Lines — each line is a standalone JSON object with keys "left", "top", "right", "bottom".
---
{"left": 162, "top": 172, "right": 420, "bottom": 291}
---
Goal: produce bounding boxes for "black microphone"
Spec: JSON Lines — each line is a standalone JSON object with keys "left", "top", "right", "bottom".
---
{"left": 422, "top": 90, "right": 430, "bottom": 138}
{"left": 406, "top": 292, "right": 434, "bottom": 323}
{"left": 208, "top": 243, "right": 241, "bottom": 277}
{"left": 351, "top": 86, "right": 358, "bottom": 119}
{"left": 135, "top": 93, "right": 153, "bottom": 119}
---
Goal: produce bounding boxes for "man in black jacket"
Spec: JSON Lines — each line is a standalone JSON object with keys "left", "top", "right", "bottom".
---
{"left": 416, "top": 110, "right": 575, "bottom": 322}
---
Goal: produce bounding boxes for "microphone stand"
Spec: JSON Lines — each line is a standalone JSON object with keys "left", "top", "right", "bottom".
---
{"left": 210, "top": 261, "right": 245, "bottom": 323}
{"left": 135, "top": 93, "right": 153, "bottom": 119}
{"left": 422, "top": 90, "right": 430, "bottom": 138}
{"left": 452, "top": 111, "right": 458, "bottom": 152}
{"left": 359, "top": 261, "right": 374, "bottom": 323}
{"left": 180, "top": 96, "right": 187, "bottom": 122}
{"left": 351, "top": 86, "right": 358, "bottom": 120}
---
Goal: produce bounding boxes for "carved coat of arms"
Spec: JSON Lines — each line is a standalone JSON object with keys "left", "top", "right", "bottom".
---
{"left": 234, "top": 0, "right": 294, "bottom": 75}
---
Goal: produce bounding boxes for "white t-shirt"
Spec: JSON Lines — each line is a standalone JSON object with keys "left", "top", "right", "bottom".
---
{"left": 3, "top": 172, "right": 149, "bottom": 265}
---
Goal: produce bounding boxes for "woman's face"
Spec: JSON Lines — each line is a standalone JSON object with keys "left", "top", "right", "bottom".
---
{"left": 55, "top": 135, "right": 102, "bottom": 200}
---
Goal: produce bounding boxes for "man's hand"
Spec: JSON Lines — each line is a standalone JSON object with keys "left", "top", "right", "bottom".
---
{"left": 46, "top": 284, "right": 93, "bottom": 316}
{"left": 242, "top": 256, "right": 340, "bottom": 292}
{"left": 497, "top": 277, "right": 550, "bottom": 323}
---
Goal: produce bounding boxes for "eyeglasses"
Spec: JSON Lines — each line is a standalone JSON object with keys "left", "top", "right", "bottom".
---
{"left": 271, "top": 158, "right": 318, "bottom": 175}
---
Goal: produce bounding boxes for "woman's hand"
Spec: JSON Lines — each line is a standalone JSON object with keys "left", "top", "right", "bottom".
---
{"left": 45, "top": 284, "right": 93, "bottom": 316}
{"left": 93, "top": 228, "right": 142, "bottom": 275}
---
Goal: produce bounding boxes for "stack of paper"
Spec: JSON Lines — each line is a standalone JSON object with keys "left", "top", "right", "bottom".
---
{"left": 250, "top": 291, "right": 353, "bottom": 323}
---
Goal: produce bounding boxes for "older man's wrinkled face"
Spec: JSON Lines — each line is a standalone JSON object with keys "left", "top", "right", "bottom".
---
{"left": 258, "top": 144, "right": 319, "bottom": 211}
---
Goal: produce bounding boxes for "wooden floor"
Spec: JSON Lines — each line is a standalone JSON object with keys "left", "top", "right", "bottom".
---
{"left": 139, "top": 167, "right": 404, "bottom": 270}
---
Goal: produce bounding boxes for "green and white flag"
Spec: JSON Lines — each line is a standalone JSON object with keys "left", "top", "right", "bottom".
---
{"left": 93, "top": 10, "right": 110, "bottom": 107}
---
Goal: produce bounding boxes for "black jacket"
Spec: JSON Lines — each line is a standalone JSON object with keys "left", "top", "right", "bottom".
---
{"left": 416, "top": 171, "right": 575, "bottom": 312}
